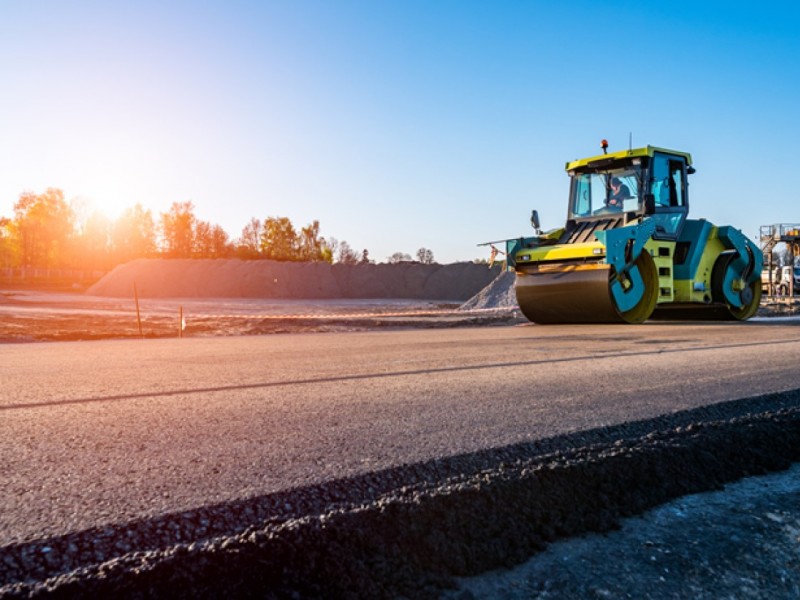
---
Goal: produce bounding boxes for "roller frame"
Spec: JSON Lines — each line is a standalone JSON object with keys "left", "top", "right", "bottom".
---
{"left": 715, "top": 226, "right": 763, "bottom": 310}
{"left": 596, "top": 221, "right": 656, "bottom": 314}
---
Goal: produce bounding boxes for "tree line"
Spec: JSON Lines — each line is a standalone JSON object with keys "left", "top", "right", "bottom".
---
{"left": 0, "top": 188, "right": 435, "bottom": 271}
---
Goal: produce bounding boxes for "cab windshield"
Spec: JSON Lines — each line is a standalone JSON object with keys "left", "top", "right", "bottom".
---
{"left": 569, "top": 168, "right": 640, "bottom": 218}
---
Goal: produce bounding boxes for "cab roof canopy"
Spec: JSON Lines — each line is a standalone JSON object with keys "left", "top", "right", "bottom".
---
{"left": 565, "top": 146, "right": 693, "bottom": 172}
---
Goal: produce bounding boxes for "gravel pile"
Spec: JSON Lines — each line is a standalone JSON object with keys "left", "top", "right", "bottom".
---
{"left": 2, "top": 391, "right": 800, "bottom": 599}
{"left": 459, "top": 270, "right": 517, "bottom": 311}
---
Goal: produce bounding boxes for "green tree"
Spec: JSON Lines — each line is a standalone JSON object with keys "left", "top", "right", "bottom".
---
{"left": 73, "top": 210, "right": 112, "bottom": 270}
{"left": 0, "top": 217, "right": 19, "bottom": 268}
{"left": 298, "top": 220, "right": 327, "bottom": 261}
{"left": 13, "top": 188, "right": 74, "bottom": 268}
{"left": 112, "top": 204, "right": 157, "bottom": 264}
{"left": 260, "top": 216, "right": 298, "bottom": 261}
{"left": 160, "top": 201, "right": 196, "bottom": 258}
{"left": 210, "top": 224, "right": 231, "bottom": 257}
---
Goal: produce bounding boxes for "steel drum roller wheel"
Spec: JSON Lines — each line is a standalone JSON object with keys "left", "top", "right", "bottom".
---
{"left": 515, "top": 251, "right": 658, "bottom": 324}
{"left": 615, "top": 251, "right": 658, "bottom": 324}
{"left": 712, "top": 252, "right": 762, "bottom": 321}
{"left": 727, "top": 280, "right": 761, "bottom": 320}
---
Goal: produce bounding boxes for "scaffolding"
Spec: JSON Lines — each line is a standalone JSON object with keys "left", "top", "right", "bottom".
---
{"left": 759, "top": 224, "right": 800, "bottom": 299}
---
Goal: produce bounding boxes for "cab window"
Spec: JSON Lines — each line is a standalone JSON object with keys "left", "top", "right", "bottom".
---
{"left": 649, "top": 152, "right": 688, "bottom": 238}
{"left": 650, "top": 154, "right": 686, "bottom": 208}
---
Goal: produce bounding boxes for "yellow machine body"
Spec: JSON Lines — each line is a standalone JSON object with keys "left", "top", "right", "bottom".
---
{"left": 491, "top": 145, "right": 762, "bottom": 324}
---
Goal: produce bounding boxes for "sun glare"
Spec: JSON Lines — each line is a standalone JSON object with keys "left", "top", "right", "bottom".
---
{"left": 57, "top": 138, "right": 172, "bottom": 226}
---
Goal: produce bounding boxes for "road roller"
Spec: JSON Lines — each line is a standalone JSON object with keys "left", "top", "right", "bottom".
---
{"left": 484, "top": 141, "right": 762, "bottom": 323}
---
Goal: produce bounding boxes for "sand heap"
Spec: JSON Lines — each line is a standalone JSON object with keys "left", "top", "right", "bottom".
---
{"left": 87, "top": 259, "right": 499, "bottom": 301}
{"left": 459, "top": 270, "right": 516, "bottom": 310}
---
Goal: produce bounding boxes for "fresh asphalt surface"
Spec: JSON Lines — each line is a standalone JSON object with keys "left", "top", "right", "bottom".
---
{"left": 2, "top": 321, "right": 800, "bottom": 548}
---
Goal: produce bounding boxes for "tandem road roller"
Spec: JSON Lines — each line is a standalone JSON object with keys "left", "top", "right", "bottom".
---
{"left": 483, "top": 141, "right": 762, "bottom": 323}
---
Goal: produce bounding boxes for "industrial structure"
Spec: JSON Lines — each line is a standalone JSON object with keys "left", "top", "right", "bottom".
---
{"left": 760, "top": 223, "right": 800, "bottom": 296}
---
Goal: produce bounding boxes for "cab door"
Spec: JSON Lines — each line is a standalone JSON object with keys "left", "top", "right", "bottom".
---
{"left": 649, "top": 152, "right": 689, "bottom": 239}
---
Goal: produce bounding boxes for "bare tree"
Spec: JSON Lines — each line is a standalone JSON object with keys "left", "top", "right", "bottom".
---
{"left": 387, "top": 251, "right": 412, "bottom": 264}
{"left": 416, "top": 247, "right": 435, "bottom": 264}
{"left": 194, "top": 221, "right": 231, "bottom": 257}
{"left": 236, "top": 218, "right": 261, "bottom": 259}
{"left": 336, "top": 240, "right": 361, "bottom": 264}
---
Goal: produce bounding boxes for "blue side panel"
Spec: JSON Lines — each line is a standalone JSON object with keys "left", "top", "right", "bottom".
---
{"left": 602, "top": 221, "right": 656, "bottom": 312}
{"left": 506, "top": 238, "right": 537, "bottom": 270}
{"left": 716, "top": 226, "right": 763, "bottom": 308}
{"left": 505, "top": 238, "right": 524, "bottom": 269}
{"left": 506, "top": 236, "right": 543, "bottom": 270}
{"left": 717, "top": 226, "right": 763, "bottom": 284}
{"left": 673, "top": 219, "right": 713, "bottom": 280}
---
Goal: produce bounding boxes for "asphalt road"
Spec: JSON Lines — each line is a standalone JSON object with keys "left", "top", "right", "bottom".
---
{"left": 2, "top": 321, "right": 800, "bottom": 547}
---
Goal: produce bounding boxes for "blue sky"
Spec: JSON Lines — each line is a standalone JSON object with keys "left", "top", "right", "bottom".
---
{"left": 1, "top": 1, "right": 798, "bottom": 263}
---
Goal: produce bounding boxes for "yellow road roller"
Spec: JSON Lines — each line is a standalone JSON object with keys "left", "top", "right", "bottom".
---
{"left": 484, "top": 142, "right": 762, "bottom": 323}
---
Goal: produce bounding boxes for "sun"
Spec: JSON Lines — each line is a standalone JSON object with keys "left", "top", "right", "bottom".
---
{"left": 58, "top": 141, "right": 171, "bottom": 226}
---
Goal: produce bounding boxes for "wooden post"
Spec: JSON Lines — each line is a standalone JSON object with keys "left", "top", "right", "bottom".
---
{"left": 134, "top": 282, "right": 143, "bottom": 339}
{"left": 179, "top": 305, "right": 183, "bottom": 338}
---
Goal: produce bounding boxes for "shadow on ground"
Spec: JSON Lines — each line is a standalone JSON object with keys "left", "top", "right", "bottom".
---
{"left": 2, "top": 390, "right": 799, "bottom": 598}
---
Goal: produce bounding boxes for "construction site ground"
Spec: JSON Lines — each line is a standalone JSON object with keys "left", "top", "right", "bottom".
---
{"left": 1, "top": 288, "right": 798, "bottom": 343}
{"left": 1, "top": 288, "right": 800, "bottom": 598}
{"left": 0, "top": 291, "right": 523, "bottom": 343}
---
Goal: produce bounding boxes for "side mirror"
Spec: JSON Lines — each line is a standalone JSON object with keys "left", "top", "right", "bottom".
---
{"left": 530, "top": 209, "right": 540, "bottom": 232}
{"left": 644, "top": 194, "right": 655, "bottom": 215}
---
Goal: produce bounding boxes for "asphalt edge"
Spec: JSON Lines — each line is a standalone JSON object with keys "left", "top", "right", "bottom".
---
{"left": 3, "top": 398, "right": 800, "bottom": 599}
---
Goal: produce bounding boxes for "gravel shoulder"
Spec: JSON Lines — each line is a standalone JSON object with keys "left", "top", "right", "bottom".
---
{"left": 1, "top": 289, "right": 797, "bottom": 343}
{"left": 449, "top": 463, "right": 800, "bottom": 599}
{"left": 0, "top": 291, "right": 522, "bottom": 342}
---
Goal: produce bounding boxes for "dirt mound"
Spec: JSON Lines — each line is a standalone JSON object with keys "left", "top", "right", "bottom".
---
{"left": 460, "top": 270, "right": 516, "bottom": 310}
{"left": 86, "top": 259, "right": 500, "bottom": 301}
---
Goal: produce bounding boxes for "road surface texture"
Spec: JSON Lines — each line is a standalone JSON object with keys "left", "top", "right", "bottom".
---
{"left": 2, "top": 321, "right": 800, "bottom": 597}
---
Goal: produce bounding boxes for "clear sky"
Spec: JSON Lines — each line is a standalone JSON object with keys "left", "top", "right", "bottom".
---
{"left": 1, "top": 1, "right": 798, "bottom": 263}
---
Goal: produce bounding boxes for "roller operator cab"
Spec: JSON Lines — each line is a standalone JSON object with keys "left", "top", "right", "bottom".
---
{"left": 502, "top": 143, "right": 762, "bottom": 323}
